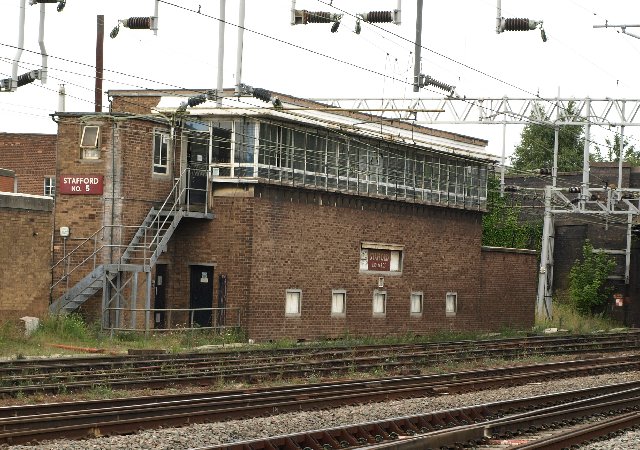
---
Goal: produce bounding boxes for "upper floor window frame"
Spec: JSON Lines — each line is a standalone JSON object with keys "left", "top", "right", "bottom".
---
{"left": 153, "top": 129, "right": 170, "bottom": 176}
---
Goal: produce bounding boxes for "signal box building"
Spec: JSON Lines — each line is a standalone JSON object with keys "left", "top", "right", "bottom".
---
{"left": 27, "top": 89, "right": 537, "bottom": 340}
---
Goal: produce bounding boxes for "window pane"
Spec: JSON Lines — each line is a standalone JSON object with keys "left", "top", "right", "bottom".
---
{"left": 410, "top": 293, "right": 422, "bottom": 314}
{"left": 446, "top": 293, "right": 457, "bottom": 314}
{"left": 373, "top": 292, "right": 386, "bottom": 314}
{"left": 390, "top": 251, "right": 400, "bottom": 271}
{"left": 286, "top": 291, "right": 301, "bottom": 314}
{"left": 81, "top": 126, "right": 99, "bottom": 147}
{"left": 332, "top": 292, "right": 345, "bottom": 314}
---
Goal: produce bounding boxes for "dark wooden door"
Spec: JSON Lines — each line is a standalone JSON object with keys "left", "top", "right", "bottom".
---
{"left": 189, "top": 265, "right": 213, "bottom": 327}
{"left": 153, "top": 264, "right": 167, "bottom": 329}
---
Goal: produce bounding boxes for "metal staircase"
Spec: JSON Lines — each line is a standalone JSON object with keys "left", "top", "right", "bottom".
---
{"left": 49, "top": 168, "right": 213, "bottom": 318}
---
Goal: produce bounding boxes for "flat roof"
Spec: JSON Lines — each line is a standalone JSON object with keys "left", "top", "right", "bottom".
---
{"left": 108, "top": 88, "right": 495, "bottom": 163}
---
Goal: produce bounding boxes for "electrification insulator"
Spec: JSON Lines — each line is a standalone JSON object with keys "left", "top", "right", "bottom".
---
{"left": 123, "top": 17, "right": 152, "bottom": 29}
{"left": 421, "top": 75, "right": 455, "bottom": 94}
{"left": 504, "top": 185, "right": 519, "bottom": 192}
{"left": 331, "top": 21, "right": 341, "bottom": 33}
{"left": 187, "top": 94, "right": 207, "bottom": 108}
{"left": 537, "top": 168, "right": 551, "bottom": 175}
{"left": 504, "top": 18, "right": 536, "bottom": 31}
{"left": 568, "top": 187, "right": 581, "bottom": 193}
{"left": 362, "top": 11, "right": 393, "bottom": 23}
{"left": 17, "top": 71, "right": 38, "bottom": 87}
{"left": 306, "top": 11, "right": 332, "bottom": 23}
{"left": 253, "top": 88, "right": 272, "bottom": 103}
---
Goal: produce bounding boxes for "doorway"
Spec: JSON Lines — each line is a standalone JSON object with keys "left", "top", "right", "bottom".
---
{"left": 189, "top": 265, "right": 214, "bottom": 327}
{"left": 187, "top": 136, "right": 209, "bottom": 205}
{"left": 154, "top": 264, "right": 167, "bottom": 329}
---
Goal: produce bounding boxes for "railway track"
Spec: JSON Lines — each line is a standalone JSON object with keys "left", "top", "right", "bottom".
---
{"left": 0, "top": 355, "right": 639, "bottom": 445}
{"left": 2, "top": 331, "right": 640, "bottom": 397}
{"left": 203, "top": 380, "right": 640, "bottom": 450}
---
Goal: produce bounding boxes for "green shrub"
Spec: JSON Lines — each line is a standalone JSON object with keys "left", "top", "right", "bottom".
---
{"left": 568, "top": 241, "right": 616, "bottom": 315}
{"left": 36, "top": 314, "right": 92, "bottom": 341}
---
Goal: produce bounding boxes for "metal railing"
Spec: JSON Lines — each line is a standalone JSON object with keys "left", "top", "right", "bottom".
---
{"left": 50, "top": 167, "right": 210, "bottom": 300}
{"left": 103, "top": 306, "right": 241, "bottom": 333}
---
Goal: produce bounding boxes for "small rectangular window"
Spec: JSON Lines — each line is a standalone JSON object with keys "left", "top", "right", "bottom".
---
{"left": 285, "top": 289, "right": 302, "bottom": 317}
{"left": 331, "top": 290, "right": 346, "bottom": 316}
{"left": 153, "top": 131, "right": 169, "bottom": 175}
{"left": 446, "top": 292, "right": 457, "bottom": 317}
{"left": 80, "top": 125, "right": 100, "bottom": 159}
{"left": 43, "top": 177, "right": 55, "bottom": 197}
{"left": 373, "top": 290, "right": 386, "bottom": 316}
{"left": 410, "top": 292, "right": 423, "bottom": 316}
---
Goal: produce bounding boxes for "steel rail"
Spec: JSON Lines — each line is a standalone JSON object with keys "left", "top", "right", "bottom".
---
{"left": 4, "top": 338, "right": 637, "bottom": 385}
{"left": 0, "top": 350, "right": 638, "bottom": 398}
{"left": 197, "top": 386, "right": 640, "bottom": 450}
{"left": 510, "top": 410, "right": 640, "bottom": 449}
{"left": 0, "top": 358, "right": 639, "bottom": 445}
{"left": 3, "top": 331, "right": 639, "bottom": 373}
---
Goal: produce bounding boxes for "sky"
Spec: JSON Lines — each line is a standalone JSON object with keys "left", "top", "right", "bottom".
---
{"left": 0, "top": 0, "right": 639, "bottom": 162}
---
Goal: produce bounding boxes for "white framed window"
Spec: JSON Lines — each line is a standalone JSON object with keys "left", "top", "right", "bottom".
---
{"left": 359, "top": 242, "right": 403, "bottom": 274}
{"left": 410, "top": 292, "right": 423, "bottom": 316}
{"left": 446, "top": 292, "right": 458, "bottom": 317}
{"left": 285, "top": 289, "right": 302, "bottom": 317}
{"left": 331, "top": 290, "right": 346, "bottom": 316}
{"left": 373, "top": 290, "right": 386, "bottom": 316}
{"left": 43, "top": 177, "right": 55, "bottom": 197}
{"left": 153, "top": 130, "right": 169, "bottom": 175}
{"left": 80, "top": 125, "right": 100, "bottom": 159}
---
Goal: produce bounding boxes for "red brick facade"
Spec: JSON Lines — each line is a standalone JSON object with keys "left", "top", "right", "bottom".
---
{"left": 0, "top": 194, "right": 53, "bottom": 321}
{"left": 0, "top": 133, "right": 56, "bottom": 196}
{"left": 0, "top": 92, "right": 539, "bottom": 339}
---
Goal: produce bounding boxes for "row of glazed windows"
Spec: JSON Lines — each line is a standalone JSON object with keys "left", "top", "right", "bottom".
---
{"left": 285, "top": 289, "right": 458, "bottom": 318}
{"left": 181, "top": 119, "right": 489, "bottom": 210}
{"left": 79, "top": 122, "right": 489, "bottom": 210}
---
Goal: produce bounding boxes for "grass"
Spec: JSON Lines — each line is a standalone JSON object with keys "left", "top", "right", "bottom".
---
{"left": 534, "top": 299, "right": 624, "bottom": 334}
{"left": 0, "top": 301, "right": 626, "bottom": 360}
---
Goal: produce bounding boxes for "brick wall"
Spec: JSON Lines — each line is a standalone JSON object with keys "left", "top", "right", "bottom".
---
{"left": 0, "top": 133, "right": 56, "bottom": 196}
{"left": 0, "top": 169, "right": 15, "bottom": 192}
{"left": 164, "top": 184, "right": 505, "bottom": 341}
{"left": 480, "top": 247, "right": 537, "bottom": 330}
{"left": 0, "top": 194, "right": 53, "bottom": 322}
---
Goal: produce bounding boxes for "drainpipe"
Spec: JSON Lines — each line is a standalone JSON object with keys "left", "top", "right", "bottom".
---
{"left": 37, "top": 2, "right": 47, "bottom": 84}
{"left": 12, "top": 0, "right": 27, "bottom": 91}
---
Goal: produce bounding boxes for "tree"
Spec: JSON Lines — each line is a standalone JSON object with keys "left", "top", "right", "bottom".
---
{"left": 591, "top": 134, "right": 640, "bottom": 166}
{"left": 482, "top": 175, "right": 542, "bottom": 249}
{"left": 568, "top": 240, "right": 616, "bottom": 316}
{"left": 511, "top": 102, "right": 585, "bottom": 172}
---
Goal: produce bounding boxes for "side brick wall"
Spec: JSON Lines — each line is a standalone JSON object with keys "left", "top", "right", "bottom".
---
{"left": 480, "top": 247, "right": 537, "bottom": 330}
{"left": 0, "top": 194, "right": 53, "bottom": 321}
{"left": 0, "top": 133, "right": 56, "bottom": 196}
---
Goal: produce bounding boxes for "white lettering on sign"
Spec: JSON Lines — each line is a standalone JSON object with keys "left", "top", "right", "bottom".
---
{"left": 63, "top": 177, "right": 100, "bottom": 185}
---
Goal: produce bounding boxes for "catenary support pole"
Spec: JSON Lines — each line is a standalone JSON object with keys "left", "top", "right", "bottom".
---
{"left": 12, "top": 0, "right": 27, "bottom": 90}
{"left": 552, "top": 89, "right": 560, "bottom": 187}
{"left": 618, "top": 103, "right": 626, "bottom": 198}
{"left": 496, "top": 0, "right": 501, "bottom": 33}
{"left": 37, "top": 3, "right": 47, "bottom": 84}
{"left": 235, "top": 0, "right": 246, "bottom": 94}
{"left": 58, "top": 84, "right": 65, "bottom": 112}
{"left": 95, "top": 15, "right": 104, "bottom": 112}
{"left": 217, "top": 0, "right": 226, "bottom": 106}
{"left": 413, "top": 0, "right": 423, "bottom": 92}
{"left": 500, "top": 116, "right": 506, "bottom": 196}
{"left": 581, "top": 98, "right": 591, "bottom": 208}
{"left": 537, "top": 185, "right": 554, "bottom": 319}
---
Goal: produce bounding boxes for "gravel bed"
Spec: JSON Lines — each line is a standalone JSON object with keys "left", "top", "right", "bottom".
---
{"left": 6, "top": 371, "right": 640, "bottom": 450}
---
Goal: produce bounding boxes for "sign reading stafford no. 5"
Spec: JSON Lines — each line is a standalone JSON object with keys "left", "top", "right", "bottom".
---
{"left": 59, "top": 175, "right": 104, "bottom": 195}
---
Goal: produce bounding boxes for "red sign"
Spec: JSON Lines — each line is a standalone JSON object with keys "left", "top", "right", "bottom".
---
{"left": 368, "top": 249, "right": 391, "bottom": 271}
{"left": 60, "top": 175, "right": 104, "bottom": 195}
